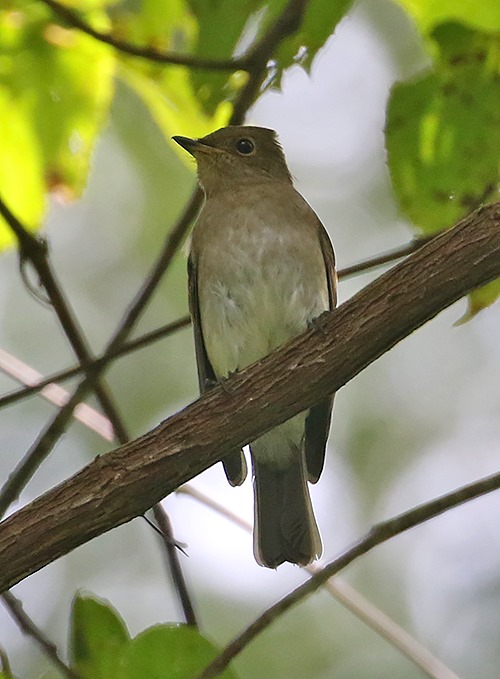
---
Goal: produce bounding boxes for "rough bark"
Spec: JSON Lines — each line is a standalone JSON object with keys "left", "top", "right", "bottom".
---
{"left": 0, "top": 203, "right": 499, "bottom": 593}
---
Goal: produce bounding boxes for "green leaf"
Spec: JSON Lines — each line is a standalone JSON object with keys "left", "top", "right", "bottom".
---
{"left": 386, "top": 22, "right": 500, "bottom": 234}
{"left": 188, "top": 0, "right": 265, "bottom": 115}
{"left": 0, "top": 1, "right": 115, "bottom": 248}
{"left": 119, "top": 65, "right": 231, "bottom": 160}
{"left": 457, "top": 278, "right": 500, "bottom": 322}
{"left": 273, "top": 0, "right": 353, "bottom": 80}
{"left": 120, "top": 624, "right": 238, "bottom": 679}
{"left": 393, "top": 0, "right": 500, "bottom": 34}
{"left": 70, "top": 593, "right": 130, "bottom": 679}
{"left": 0, "top": 88, "right": 45, "bottom": 250}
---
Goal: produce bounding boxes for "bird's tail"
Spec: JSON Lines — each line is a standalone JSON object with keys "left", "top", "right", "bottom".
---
{"left": 253, "top": 456, "right": 322, "bottom": 568}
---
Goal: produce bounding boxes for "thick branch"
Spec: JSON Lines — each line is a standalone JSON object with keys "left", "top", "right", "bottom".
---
{"left": 0, "top": 203, "right": 498, "bottom": 593}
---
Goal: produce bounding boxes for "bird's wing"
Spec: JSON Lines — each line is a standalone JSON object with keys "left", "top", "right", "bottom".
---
{"left": 187, "top": 253, "right": 247, "bottom": 486}
{"left": 304, "top": 222, "right": 337, "bottom": 483}
{"left": 188, "top": 253, "right": 217, "bottom": 392}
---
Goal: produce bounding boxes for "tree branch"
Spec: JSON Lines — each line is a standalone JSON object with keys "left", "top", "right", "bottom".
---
{"left": 0, "top": 194, "right": 128, "bottom": 442}
{"left": 0, "top": 203, "right": 497, "bottom": 592}
{"left": 196, "top": 467, "right": 499, "bottom": 678}
{"left": 179, "top": 485, "right": 460, "bottom": 679}
{"left": 1, "top": 591, "right": 80, "bottom": 679}
{"left": 0, "top": 231, "right": 428, "bottom": 411}
{"left": 38, "top": 0, "right": 247, "bottom": 70}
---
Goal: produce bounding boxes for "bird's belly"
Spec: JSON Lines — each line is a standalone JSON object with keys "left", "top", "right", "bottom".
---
{"left": 199, "top": 240, "right": 328, "bottom": 378}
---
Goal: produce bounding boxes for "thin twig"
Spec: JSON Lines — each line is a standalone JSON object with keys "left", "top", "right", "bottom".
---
{"left": 153, "top": 504, "right": 198, "bottom": 628}
{"left": 178, "top": 485, "right": 460, "bottom": 679}
{"left": 0, "top": 230, "right": 433, "bottom": 413}
{"left": 0, "top": 194, "right": 128, "bottom": 443}
{"left": 0, "top": 348, "right": 114, "bottom": 440}
{"left": 0, "top": 0, "right": 311, "bottom": 516}
{"left": 195, "top": 468, "right": 496, "bottom": 679}
{"left": 38, "top": 0, "right": 249, "bottom": 70}
{"left": 1, "top": 591, "right": 81, "bottom": 679}
{"left": 339, "top": 235, "right": 433, "bottom": 278}
{"left": 0, "top": 315, "right": 191, "bottom": 410}
{"left": 0, "top": 648, "right": 14, "bottom": 678}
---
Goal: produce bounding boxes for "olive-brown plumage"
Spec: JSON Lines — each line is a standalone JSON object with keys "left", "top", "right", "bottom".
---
{"left": 174, "top": 126, "right": 336, "bottom": 567}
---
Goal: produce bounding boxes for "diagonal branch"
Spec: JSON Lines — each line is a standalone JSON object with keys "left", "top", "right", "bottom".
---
{"left": 179, "top": 485, "right": 460, "bottom": 679}
{"left": 0, "top": 316, "right": 191, "bottom": 410}
{"left": 0, "top": 195, "right": 128, "bottom": 442}
{"left": 0, "top": 0, "right": 310, "bottom": 515}
{"left": 196, "top": 468, "right": 497, "bottom": 678}
{"left": 1, "top": 591, "right": 81, "bottom": 679}
{"left": 38, "top": 0, "right": 246, "bottom": 70}
{"left": 0, "top": 202, "right": 498, "bottom": 593}
{"left": 0, "top": 230, "right": 426, "bottom": 411}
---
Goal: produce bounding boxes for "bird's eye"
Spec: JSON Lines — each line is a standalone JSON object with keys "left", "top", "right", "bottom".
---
{"left": 236, "top": 138, "right": 255, "bottom": 155}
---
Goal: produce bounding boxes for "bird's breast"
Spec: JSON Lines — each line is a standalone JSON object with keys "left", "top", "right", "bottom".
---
{"left": 194, "top": 197, "right": 329, "bottom": 378}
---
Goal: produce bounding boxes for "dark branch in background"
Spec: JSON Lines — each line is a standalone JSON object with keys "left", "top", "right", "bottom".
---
{"left": 0, "top": 202, "right": 498, "bottom": 594}
{"left": 0, "top": 315, "right": 191, "bottom": 409}
{"left": 230, "top": 0, "right": 308, "bottom": 124}
{"left": 39, "top": 0, "right": 245, "bottom": 70}
{"left": 0, "top": 195, "right": 128, "bottom": 443}
{"left": 0, "top": 229, "right": 425, "bottom": 411}
{"left": 0, "top": 1, "right": 312, "bottom": 645}
{"left": 339, "top": 234, "right": 433, "bottom": 278}
{"left": 196, "top": 469, "right": 500, "bottom": 679}
{"left": 152, "top": 504, "right": 198, "bottom": 628}
{"left": 1, "top": 591, "right": 81, "bottom": 679}
{"left": 180, "top": 485, "right": 459, "bottom": 679}
{"left": 0, "top": 0, "right": 309, "bottom": 516}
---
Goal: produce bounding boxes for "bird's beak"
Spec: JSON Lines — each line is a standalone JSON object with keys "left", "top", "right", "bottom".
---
{"left": 173, "top": 135, "right": 219, "bottom": 157}
{"left": 172, "top": 136, "right": 200, "bottom": 156}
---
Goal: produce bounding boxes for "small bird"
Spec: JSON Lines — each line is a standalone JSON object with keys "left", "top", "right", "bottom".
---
{"left": 173, "top": 126, "right": 336, "bottom": 568}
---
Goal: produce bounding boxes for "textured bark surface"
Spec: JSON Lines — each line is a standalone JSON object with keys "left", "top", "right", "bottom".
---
{"left": 0, "top": 203, "right": 499, "bottom": 593}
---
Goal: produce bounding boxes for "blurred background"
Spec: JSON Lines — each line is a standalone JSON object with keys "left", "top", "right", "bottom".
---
{"left": 1, "top": 0, "right": 499, "bottom": 677}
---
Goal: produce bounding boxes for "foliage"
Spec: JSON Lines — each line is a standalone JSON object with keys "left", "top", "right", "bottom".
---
{"left": 0, "top": 0, "right": 499, "bottom": 678}
{"left": 1, "top": 0, "right": 497, "bottom": 305}
{"left": 69, "top": 594, "right": 237, "bottom": 679}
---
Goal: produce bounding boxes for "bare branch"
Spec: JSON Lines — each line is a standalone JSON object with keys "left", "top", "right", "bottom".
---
{"left": 152, "top": 504, "right": 198, "bottom": 628}
{"left": 180, "top": 485, "right": 461, "bottom": 679}
{"left": 0, "top": 194, "right": 127, "bottom": 442}
{"left": 0, "top": 316, "right": 191, "bottom": 410}
{"left": 38, "top": 0, "right": 247, "bottom": 70}
{"left": 1, "top": 591, "right": 80, "bottom": 679}
{"left": 0, "top": 203, "right": 498, "bottom": 593}
{"left": 196, "top": 468, "right": 499, "bottom": 679}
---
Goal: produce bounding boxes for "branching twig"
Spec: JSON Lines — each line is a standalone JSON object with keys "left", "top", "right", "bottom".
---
{"left": 0, "top": 195, "right": 128, "bottom": 443}
{"left": 0, "top": 0, "right": 311, "bottom": 518}
{"left": 230, "top": 0, "right": 308, "bottom": 124}
{"left": 179, "top": 485, "right": 460, "bottom": 679}
{"left": 152, "top": 504, "right": 198, "bottom": 628}
{"left": 0, "top": 316, "right": 191, "bottom": 410}
{"left": 1, "top": 591, "right": 81, "bottom": 679}
{"left": 38, "top": 0, "right": 248, "bottom": 70}
{"left": 0, "top": 202, "right": 497, "bottom": 593}
{"left": 0, "top": 348, "right": 114, "bottom": 440}
{"left": 0, "top": 229, "right": 428, "bottom": 411}
{"left": 196, "top": 468, "right": 497, "bottom": 679}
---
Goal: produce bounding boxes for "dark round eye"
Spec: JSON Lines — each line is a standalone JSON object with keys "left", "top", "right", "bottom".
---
{"left": 236, "top": 138, "right": 255, "bottom": 155}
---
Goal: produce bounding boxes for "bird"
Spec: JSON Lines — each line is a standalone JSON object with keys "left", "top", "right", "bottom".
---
{"left": 173, "top": 125, "right": 336, "bottom": 568}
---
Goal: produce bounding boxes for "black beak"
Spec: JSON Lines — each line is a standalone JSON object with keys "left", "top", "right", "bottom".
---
{"left": 172, "top": 135, "right": 200, "bottom": 156}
